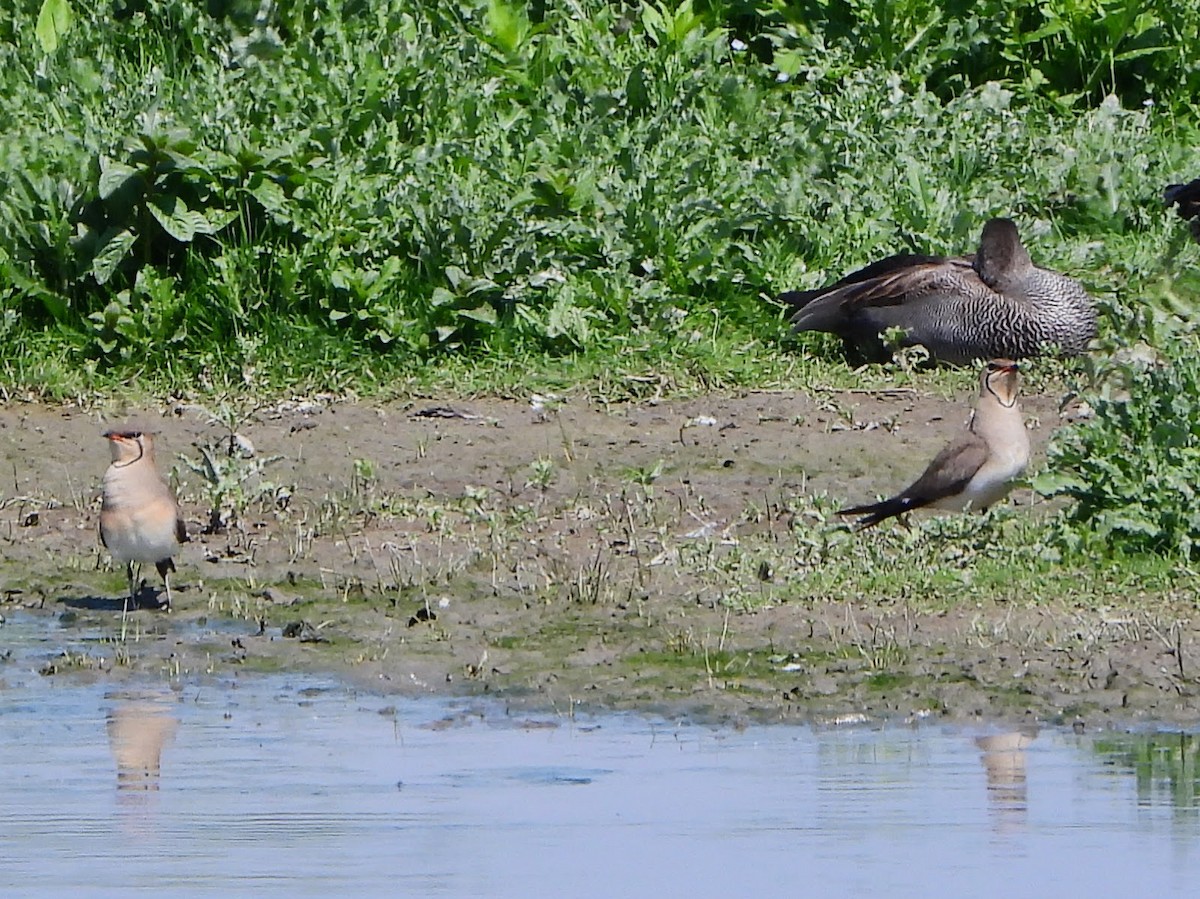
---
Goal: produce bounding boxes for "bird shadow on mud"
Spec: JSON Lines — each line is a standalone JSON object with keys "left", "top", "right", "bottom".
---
{"left": 58, "top": 589, "right": 166, "bottom": 613}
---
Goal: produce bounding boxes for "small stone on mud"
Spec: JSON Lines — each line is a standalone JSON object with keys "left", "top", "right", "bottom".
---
{"left": 231, "top": 433, "right": 256, "bottom": 457}
{"left": 261, "top": 588, "right": 299, "bottom": 606}
{"left": 407, "top": 607, "right": 437, "bottom": 627}
{"left": 811, "top": 676, "right": 840, "bottom": 696}
{"left": 282, "top": 620, "right": 326, "bottom": 643}
{"left": 410, "top": 406, "right": 481, "bottom": 420}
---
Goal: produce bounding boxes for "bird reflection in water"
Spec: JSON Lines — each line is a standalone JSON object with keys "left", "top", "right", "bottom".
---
{"left": 975, "top": 728, "right": 1038, "bottom": 833}
{"left": 106, "top": 691, "right": 178, "bottom": 820}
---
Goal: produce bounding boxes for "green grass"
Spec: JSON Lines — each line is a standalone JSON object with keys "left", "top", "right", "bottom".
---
{"left": 5, "top": 0, "right": 1200, "bottom": 568}
{"left": 689, "top": 500, "right": 1192, "bottom": 613}
{"left": 1, "top": 0, "right": 1198, "bottom": 401}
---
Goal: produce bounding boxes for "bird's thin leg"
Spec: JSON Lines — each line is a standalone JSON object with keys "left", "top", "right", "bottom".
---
{"left": 155, "top": 559, "right": 175, "bottom": 612}
{"left": 121, "top": 562, "right": 135, "bottom": 639}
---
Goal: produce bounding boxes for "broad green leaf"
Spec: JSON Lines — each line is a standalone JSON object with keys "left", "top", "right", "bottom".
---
{"left": 139, "top": 128, "right": 195, "bottom": 156}
{"left": 379, "top": 256, "right": 402, "bottom": 280}
{"left": 0, "top": 254, "right": 70, "bottom": 320}
{"left": 330, "top": 268, "right": 354, "bottom": 292}
{"left": 486, "top": 0, "right": 522, "bottom": 54}
{"left": 39, "top": 290, "right": 69, "bottom": 322}
{"left": 460, "top": 275, "right": 499, "bottom": 296}
{"left": 147, "top": 196, "right": 218, "bottom": 242}
{"left": 35, "top": 0, "right": 73, "bottom": 54}
{"left": 98, "top": 161, "right": 140, "bottom": 200}
{"left": 640, "top": 4, "right": 665, "bottom": 43}
{"left": 1099, "top": 510, "right": 1160, "bottom": 538}
{"left": 247, "top": 176, "right": 290, "bottom": 223}
{"left": 459, "top": 304, "right": 497, "bottom": 326}
{"left": 1113, "top": 46, "right": 1169, "bottom": 63}
{"left": 162, "top": 148, "right": 210, "bottom": 176}
{"left": 1030, "top": 470, "right": 1085, "bottom": 496}
{"left": 772, "top": 50, "right": 804, "bottom": 78}
{"left": 430, "top": 287, "right": 456, "bottom": 308}
{"left": 205, "top": 208, "right": 240, "bottom": 232}
{"left": 90, "top": 228, "right": 136, "bottom": 285}
{"left": 1021, "top": 19, "right": 1066, "bottom": 44}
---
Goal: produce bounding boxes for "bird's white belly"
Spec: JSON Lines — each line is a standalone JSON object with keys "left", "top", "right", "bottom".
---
{"left": 102, "top": 510, "right": 178, "bottom": 564}
{"left": 940, "top": 444, "right": 1029, "bottom": 512}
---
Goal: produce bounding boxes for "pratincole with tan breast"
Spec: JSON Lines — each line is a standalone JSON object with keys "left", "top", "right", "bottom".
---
{"left": 839, "top": 359, "right": 1031, "bottom": 529}
{"left": 100, "top": 426, "right": 187, "bottom": 614}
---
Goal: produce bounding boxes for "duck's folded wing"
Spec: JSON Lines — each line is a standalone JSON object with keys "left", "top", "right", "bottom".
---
{"left": 784, "top": 255, "right": 975, "bottom": 330}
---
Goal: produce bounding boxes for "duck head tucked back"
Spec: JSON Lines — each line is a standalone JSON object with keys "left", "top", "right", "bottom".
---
{"left": 779, "top": 217, "right": 1097, "bottom": 365}
{"left": 973, "top": 218, "right": 1032, "bottom": 291}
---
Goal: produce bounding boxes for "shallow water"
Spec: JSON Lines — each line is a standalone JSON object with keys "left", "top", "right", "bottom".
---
{"left": 3, "top": 611, "right": 1200, "bottom": 897}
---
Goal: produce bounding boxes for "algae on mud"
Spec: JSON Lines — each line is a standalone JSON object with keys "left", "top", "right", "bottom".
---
{"left": 2, "top": 387, "right": 1199, "bottom": 727}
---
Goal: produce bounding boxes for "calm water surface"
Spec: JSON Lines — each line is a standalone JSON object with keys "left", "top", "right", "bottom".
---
{"left": 2, "top": 611, "right": 1199, "bottom": 897}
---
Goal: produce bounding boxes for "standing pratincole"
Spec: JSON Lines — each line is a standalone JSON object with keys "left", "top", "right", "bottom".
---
{"left": 839, "top": 359, "right": 1031, "bottom": 529}
{"left": 100, "top": 426, "right": 188, "bottom": 613}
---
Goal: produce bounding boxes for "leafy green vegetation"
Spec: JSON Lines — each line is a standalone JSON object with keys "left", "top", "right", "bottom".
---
{"left": 750, "top": 0, "right": 1200, "bottom": 108}
{"left": 1033, "top": 225, "right": 1200, "bottom": 559}
{"left": 0, "top": 0, "right": 1197, "bottom": 399}
{"left": 1036, "top": 338, "right": 1200, "bottom": 558}
{"left": 696, "top": 496, "right": 1184, "bottom": 612}
{"left": 5, "top": 0, "right": 1200, "bottom": 568}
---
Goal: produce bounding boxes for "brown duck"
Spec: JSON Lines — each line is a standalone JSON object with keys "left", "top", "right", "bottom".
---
{"left": 779, "top": 218, "right": 1097, "bottom": 364}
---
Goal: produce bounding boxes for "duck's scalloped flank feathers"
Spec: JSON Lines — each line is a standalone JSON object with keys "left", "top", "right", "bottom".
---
{"left": 778, "top": 218, "right": 1097, "bottom": 365}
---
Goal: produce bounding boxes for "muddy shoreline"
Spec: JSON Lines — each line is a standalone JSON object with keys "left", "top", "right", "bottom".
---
{"left": 3, "top": 389, "right": 1199, "bottom": 728}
